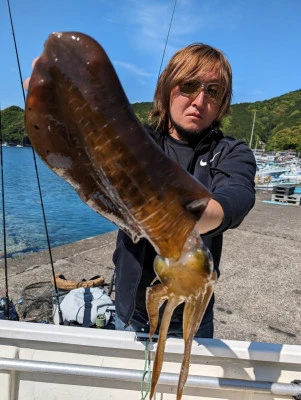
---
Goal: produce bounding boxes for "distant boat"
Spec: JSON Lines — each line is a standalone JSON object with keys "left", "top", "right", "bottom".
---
{"left": 255, "top": 174, "right": 299, "bottom": 190}
{"left": 255, "top": 180, "right": 299, "bottom": 191}
{"left": 279, "top": 170, "right": 301, "bottom": 183}
{"left": 15, "top": 144, "right": 23, "bottom": 147}
{"left": 256, "top": 163, "right": 291, "bottom": 179}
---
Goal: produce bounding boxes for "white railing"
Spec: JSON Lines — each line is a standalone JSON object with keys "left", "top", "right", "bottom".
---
{"left": 0, "top": 320, "right": 301, "bottom": 400}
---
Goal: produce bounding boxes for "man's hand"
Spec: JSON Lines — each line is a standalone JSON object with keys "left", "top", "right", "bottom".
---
{"left": 196, "top": 199, "right": 224, "bottom": 234}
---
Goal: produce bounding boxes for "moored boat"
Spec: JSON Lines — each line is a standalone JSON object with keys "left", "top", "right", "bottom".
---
{"left": 279, "top": 170, "right": 301, "bottom": 183}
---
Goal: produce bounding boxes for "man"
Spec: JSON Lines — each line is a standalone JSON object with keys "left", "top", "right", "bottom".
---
{"left": 113, "top": 43, "right": 256, "bottom": 338}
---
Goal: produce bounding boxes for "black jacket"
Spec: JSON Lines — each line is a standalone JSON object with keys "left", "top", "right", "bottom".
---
{"left": 113, "top": 126, "right": 256, "bottom": 326}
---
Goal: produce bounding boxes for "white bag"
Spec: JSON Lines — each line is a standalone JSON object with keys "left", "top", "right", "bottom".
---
{"left": 53, "top": 287, "right": 113, "bottom": 327}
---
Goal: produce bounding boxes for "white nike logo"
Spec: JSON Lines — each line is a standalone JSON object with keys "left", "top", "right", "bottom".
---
{"left": 200, "top": 151, "right": 221, "bottom": 167}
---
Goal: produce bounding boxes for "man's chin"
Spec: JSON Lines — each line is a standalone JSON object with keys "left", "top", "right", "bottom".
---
{"left": 175, "top": 125, "right": 204, "bottom": 140}
{"left": 169, "top": 117, "right": 211, "bottom": 141}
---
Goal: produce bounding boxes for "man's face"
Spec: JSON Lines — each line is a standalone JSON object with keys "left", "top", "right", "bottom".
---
{"left": 169, "top": 71, "right": 222, "bottom": 140}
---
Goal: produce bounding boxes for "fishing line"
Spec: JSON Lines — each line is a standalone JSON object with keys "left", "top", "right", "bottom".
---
{"left": 6, "top": 0, "right": 26, "bottom": 105}
{"left": 157, "top": 0, "right": 177, "bottom": 80}
{"left": 0, "top": 105, "right": 10, "bottom": 319}
{"left": 6, "top": 0, "right": 63, "bottom": 324}
{"left": 140, "top": 340, "right": 152, "bottom": 400}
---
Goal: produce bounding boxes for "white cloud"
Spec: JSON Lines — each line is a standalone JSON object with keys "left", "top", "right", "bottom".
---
{"left": 111, "top": 0, "right": 244, "bottom": 89}
{"left": 124, "top": 0, "right": 205, "bottom": 52}
{"left": 113, "top": 61, "right": 152, "bottom": 78}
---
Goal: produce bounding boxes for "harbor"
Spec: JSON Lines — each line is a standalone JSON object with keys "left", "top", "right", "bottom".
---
{"left": 254, "top": 150, "right": 301, "bottom": 191}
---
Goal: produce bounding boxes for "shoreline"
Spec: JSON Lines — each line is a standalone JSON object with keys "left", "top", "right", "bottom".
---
{"left": 1, "top": 191, "right": 300, "bottom": 345}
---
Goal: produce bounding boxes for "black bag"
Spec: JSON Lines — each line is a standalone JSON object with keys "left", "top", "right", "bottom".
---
{"left": 0, "top": 297, "right": 19, "bottom": 321}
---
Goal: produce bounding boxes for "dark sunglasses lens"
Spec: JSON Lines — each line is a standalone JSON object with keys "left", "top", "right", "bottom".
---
{"left": 179, "top": 81, "right": 224, "bottom": 100}
{"left": 179, "top": 80, "right": 201, "bottom": 95}
{"left": 207, "top": 84, "right": 219, "bottom": 99}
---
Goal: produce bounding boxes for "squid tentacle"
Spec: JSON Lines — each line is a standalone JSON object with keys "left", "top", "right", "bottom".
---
{"left": 178, "top": 285, "right": 216, "bottom": 399}
{"left": 149, "top": 295, "right": 183, "bottom": 400}
{"left": 146, "top": 283, "right": 168, "bottom": 340}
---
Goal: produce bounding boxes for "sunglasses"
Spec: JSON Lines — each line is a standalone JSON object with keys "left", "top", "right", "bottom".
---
{"left": 179, "top": 80, "right": 225, "bottom": 102}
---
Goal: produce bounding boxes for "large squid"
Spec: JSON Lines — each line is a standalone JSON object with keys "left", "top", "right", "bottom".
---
{"left": 24, "top": 32, "right": 217, "bottom": 400}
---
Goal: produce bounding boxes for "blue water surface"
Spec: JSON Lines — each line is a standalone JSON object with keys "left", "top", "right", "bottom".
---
{"left": 0, "top": 147, "right": 117, "bottom": 258}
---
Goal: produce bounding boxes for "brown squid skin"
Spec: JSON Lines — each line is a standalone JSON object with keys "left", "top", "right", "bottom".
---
{"left": 25, "top": 31, "right": 211, "bottom": 261}
{"left": 24, "top": 32, "right": 216, "bottom": 399}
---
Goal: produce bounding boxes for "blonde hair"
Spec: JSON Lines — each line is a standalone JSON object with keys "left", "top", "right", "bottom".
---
{"left": 149, "top": 43, "right": 232, "bottom": 130}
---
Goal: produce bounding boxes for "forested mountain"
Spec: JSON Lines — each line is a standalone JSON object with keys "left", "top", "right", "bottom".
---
{"left": 1, "top": 89, "right": 300, "bottom": 152}
{"left": 221, "top": 89, "right": 301, "bottom": 152}
{"left": 0, "top": 106, "right": 30, "bottom": 146}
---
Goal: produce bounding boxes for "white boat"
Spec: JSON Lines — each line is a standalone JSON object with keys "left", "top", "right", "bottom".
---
{"left": 255, "top": 178, "right": 299, "bottom": 190}
{"left": 0, "top": 320, "right": 301, "bottom": 400}
{"left": 256, "top": 164, "right": 291, "bottom": 179}
{"left": 279, "top": 170, "right": 301, "bottom": 183}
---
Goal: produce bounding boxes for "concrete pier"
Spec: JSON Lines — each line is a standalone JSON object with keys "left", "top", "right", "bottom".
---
{"left": 1, "top": 191, "right": 300, "bottom": 345}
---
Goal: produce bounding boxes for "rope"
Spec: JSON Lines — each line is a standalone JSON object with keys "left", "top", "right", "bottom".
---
{"left": 140, "top": 340, "right": 152, "bottom": 400}
{"left": 6, "top": 0, "right": 63, "bottom": 324}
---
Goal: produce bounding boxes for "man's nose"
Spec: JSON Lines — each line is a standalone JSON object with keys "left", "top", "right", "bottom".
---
{"left": 192, "top": 89, "right": 206, "bottom": 107}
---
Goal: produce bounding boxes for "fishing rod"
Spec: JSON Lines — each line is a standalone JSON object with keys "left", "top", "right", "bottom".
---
{"left": 0, "top": 105, "right": 10, "bottom": 320}
{"left": 5, "top": 0, "right": 63, "bottom": 325}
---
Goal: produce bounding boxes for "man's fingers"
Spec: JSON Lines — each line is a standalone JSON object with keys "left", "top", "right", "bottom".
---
{"left": 23, "top": 77, "right": 31, "bottom": 91}
{"left": 24, "top": 57, "right": 40, "bottom": 91}
{"left": 32, "top": 57, "right": 39, "bottom": 68}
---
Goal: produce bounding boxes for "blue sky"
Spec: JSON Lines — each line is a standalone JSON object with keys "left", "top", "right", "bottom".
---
{"left": 1, "top": 0, "right": 301, "bottom": 110}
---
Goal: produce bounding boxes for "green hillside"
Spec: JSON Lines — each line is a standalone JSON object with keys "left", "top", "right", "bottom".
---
{"left": 1, "top": 90, "right": 300, "bottom": 153}
{"left": 222, "top": 89, "right": 301, "bottom": 152}
{"left": 0, "top": 106, "right": 30, "bottom": 146}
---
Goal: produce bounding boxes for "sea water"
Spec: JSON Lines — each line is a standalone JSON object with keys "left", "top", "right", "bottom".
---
{"left": 0, "top": 147, "right": 117, "bottom": 258}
